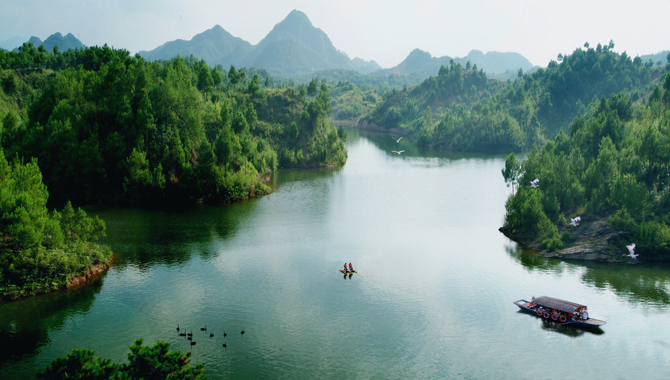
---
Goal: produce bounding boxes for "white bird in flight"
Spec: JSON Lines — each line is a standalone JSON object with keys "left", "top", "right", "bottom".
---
{"left": 391, "top": 136, "right": 403, "bottom": 143}
{"left": 625, "top": 243, "right": 638, "bottom": 259}
{"left": 570, "top": 216, "right": 581, "bottom": 227}
{"left": 391, "top": 150, "right": 404, "bottom": 154}
{"left": 530, "top": 178, "right": 540, "bottom": 188}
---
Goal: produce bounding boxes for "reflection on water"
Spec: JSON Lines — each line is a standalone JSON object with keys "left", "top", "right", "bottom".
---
{"left": 89, "top": 203, "right": 255, "bottom": 269}
{"left": 538, "top": 318, "right": 604, "bottom": 337}
{"left": 507, "top": 243, "right": 670, "bottom": 307}
{"left": 0, "top": 277, "right": 104, "bottom": 365}
{"left": 355, "top": 128, "right": 502, "bottom": 161}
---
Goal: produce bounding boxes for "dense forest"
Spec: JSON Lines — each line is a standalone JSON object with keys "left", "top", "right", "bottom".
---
{"left": 361, "top": 42, "right": 669, "bottom": 152}
{"left": 501, "top": 73, "right": 670, "bottom": 260}
{"left": 0, "top": 42, "right": 347, "bottom": 300}
{"left": 0, "top": 147, "right": 111, "bottom": 299}
{"left": 0, "top": 43, "right": 347, "bottom": 206}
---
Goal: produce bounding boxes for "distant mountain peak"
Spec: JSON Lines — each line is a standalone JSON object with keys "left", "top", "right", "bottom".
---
{"left": 408, "top": 48, "right": 431, "bottom": 57}
{"left": 283, "top": 9, "right": 312, "bottom": 26}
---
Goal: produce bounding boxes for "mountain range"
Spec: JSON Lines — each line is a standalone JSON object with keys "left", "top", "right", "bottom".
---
{"left": 368, "top": 48, "right": 535, "bottom": 79}
{"left": 140, "top": 10, "right": 382, "bottom": 77}
{"left": 139, "top": 10, "right": 532, "bottom": 78}
{"left": 27, "top": 33, "right": 85, "bottom": 52}
{"left": 1, "top": 33, "right": 85, "bottom": 52}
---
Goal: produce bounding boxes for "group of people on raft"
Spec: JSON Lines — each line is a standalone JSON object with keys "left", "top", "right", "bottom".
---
{"left": 528, "top": 301, "right": 589, "bottom": 323}
{"left": 343, "top": 263, "right": 355, "bottom": 273}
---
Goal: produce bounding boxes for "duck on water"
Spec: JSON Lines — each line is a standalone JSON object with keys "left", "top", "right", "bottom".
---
{"left": 514, "top": 296, "right": 607, "bottom": 329}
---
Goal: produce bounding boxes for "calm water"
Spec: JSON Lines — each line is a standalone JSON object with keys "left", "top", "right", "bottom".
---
{"left": 2, "top": 128, "right": 670, "bottom": 379}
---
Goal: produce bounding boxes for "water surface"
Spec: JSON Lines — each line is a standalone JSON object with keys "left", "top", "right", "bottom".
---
{"left": 1, "top": 128, "right": 670, "bottom": 379}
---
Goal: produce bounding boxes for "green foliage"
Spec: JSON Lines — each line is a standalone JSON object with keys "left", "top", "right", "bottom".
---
{"left": 37, "top": 338, "right": 207, "bottom": 380}
{"left": 504, "top": 79, "right": 670, "bottom": 259}
{"left": 37, "top": 348, "right": 116, "bottom": 380}
{"left": 502, "top": 153, "right": 523, "bottom": 194}
{"left": 0, "top": 46, "right": 347, "bottom": 206}
{"left": 362, "top": 43, "right": 667, "bottom": 152}
{"left": 2, "top": 72, "right": 18, "bottom": 94}
{"left": 0, "top": 148, "right": 111, "bottom": 300}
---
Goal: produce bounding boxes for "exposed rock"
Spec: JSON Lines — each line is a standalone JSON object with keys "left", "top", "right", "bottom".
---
{"left": 501, "top": 217, "right": 636, "bottom": 263}
{"left": 66, "top": 261, "right": 112, "bottom": 288}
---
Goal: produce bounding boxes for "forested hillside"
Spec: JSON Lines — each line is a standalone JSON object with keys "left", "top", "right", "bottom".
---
{"left": 362, "top": 42, "right": 669, "bottom": 152}
{"left": 501, "top": 74, "right": 670, "bottom": 260}
{"left": 0, "top": 43, "right": 347, "bottom": 206}
{"left": 0, "top": 148, "right": 111, "bottom": 299}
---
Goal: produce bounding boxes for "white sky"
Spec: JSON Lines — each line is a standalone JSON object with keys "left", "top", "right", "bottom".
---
{"left": 2, "top": 0, "right": 669, "bottom": 68}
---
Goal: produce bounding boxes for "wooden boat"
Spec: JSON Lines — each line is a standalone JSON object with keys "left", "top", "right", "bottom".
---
{"left": 514, "top": 296, "right": 606, "bottom": 329}
{"left": 339, "top": 269, "right": 357, "bottom": 274}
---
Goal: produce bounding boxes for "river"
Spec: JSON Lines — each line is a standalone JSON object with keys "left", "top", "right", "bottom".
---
{"left": 1, "top": 128, "right": 669, "bottom": 379}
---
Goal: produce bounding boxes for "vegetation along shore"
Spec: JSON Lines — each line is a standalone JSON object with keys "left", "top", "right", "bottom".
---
{"left": 500, "top": 71, "right": 670, "bottom": 262}
{"left": 0, "top": 43, "right": 348, "bottom": 301}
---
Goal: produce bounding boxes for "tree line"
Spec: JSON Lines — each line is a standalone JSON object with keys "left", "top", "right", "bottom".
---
{"left": 501, "top": 72, "right": 670, "bottom": 259}
{"left": 362, "top": 42, "right": 669, "bottom": 153}
{"left": 0, "top": 43, "right": 347, "bottom": 206}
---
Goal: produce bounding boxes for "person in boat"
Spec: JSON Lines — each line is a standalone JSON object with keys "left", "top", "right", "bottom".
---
{"left": 343, "top": 263, "right": 348, "bottom": 273}
{"left": 349, "top": 263, "right": 354, "bottom": 272}
{"left": 582, "top": 307, "right": 588, "bottom": 320}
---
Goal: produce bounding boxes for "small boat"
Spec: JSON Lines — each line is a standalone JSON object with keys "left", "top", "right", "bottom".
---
{"left": 339, "top": 269, "right": 357, "bottom": 274}
{"left": 514, "top": 296, "right": 606, "bottom": 329}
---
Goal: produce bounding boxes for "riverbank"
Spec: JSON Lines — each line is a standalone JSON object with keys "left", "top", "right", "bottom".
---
{"left": 0, "top": 244, "right": 113, "bottom": 302}
{"left": 500, "top": 217, "right": 637, "bottom": 263}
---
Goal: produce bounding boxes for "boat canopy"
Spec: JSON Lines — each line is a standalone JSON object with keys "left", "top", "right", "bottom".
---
{"left": 532, "top": 296, "right": 586, "bottom": 313}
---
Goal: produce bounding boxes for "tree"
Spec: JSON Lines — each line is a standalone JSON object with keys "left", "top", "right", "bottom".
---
{"left": 247, "top": 73, "right": 261, "bottom": 98}
{"left": 502, "top": 152, "right": 522, "bottom": 194}
{"left": 197, "top": 61, "right": 213, "bottom": 92}
{"left": 232, "top": 110, "right": 248, "bottom": 134}
{"left": 307, "top": 79, "right": 318, "bottom": 96}
{"left": 1, "top": 73, "right": 17, "bottom": 95}
{"left": 37, "top": 338, "right": 206, "bottom": 380}
{"left": 211, "top": 67, "right": 222, "bottom": 87}
{"left": 228, "top": 65, "right": 240, "bottom": 86}
{"left": 214, "top": 126, "right": 233, "bottom": 173}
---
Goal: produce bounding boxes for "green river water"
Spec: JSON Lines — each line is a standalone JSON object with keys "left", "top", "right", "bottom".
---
{"left": 1, "top": 128, "right": 669, "bottom": 379}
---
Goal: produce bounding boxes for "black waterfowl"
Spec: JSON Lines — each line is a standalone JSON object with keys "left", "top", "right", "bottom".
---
{"left": 223, "top": 331, "right": 227, "bottom": 338}
{"left": 201, "top": 325, "right": 207, "bottom": 331}
{"left": 209, "top": 331, "right": 214, "bottom": 338}
{"left": 241, "top": 330, "right": 245, "bottom": 337}
{"left": 176, "top": 324, "right": 180, "bottom": 332}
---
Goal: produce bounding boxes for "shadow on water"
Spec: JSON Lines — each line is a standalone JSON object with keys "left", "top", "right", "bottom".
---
{"left": 89, "top": 202, "right": 255, "bottom": 269}
{"left": 515, "top": 311, "right": 604, "bottom": 338}
{"left": 352, "top": 127, "right": 507, "bottom": 161}
{"left": 0, "top": 277, "right": 105, "bottom": 367}
{"left": 276, "top": 166, "right": 343, "bottom": 185}
{"left": 507, "top": 243, "right": 670, "bottom": 307}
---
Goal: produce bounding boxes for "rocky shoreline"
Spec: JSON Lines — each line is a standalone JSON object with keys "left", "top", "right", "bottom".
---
{"left": 500, "top": 217, "right": 638, "bottom": 263}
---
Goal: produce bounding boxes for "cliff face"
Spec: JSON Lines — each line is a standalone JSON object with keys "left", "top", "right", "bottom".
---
{"left": 500, "top": 217, "right": 637, "bottom": 263}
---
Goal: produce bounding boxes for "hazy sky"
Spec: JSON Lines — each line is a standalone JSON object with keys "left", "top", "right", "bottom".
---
{"left": 3, "top": 0, "right": 669, "bottom": 68}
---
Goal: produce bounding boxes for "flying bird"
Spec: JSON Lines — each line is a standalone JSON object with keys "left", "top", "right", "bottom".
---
{"left": 530, "top": 178, "right": 540, "bottom": 188}
{"left": 391, "top": 136, "right": 403, "bottom": 143}
{"left": 391, "top": 150, "right": 404, "bottom": 154}
{"left": 625, "top": 243, "right": 638, "bottom": 259}
{"left": 570, "top": 216, "right": 581, "bottom": 227}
